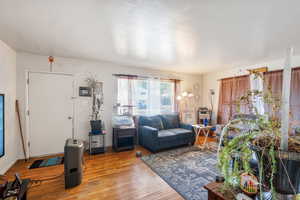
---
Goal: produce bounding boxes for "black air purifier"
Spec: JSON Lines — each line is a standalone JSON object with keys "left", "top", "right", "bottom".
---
{"left": 64, "top": 139, "right": 84, "bottom": 189}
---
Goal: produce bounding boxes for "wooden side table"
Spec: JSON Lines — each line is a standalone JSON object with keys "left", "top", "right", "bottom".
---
{"left": 113, "top": 127, "right": 136, "bottom": 152}
{"left": 192, "top": 124, "right": 213, "bottom": 149}
{"left": 204, "top": 182, "right": 235, "bottom": 200}
{"left": 205, "top": 182, "right": 274, "bottom": 200}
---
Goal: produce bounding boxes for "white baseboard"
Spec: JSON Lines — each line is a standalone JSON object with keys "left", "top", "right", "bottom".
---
{"left": 0, "top": 159, "right": 18, "bottom": 175}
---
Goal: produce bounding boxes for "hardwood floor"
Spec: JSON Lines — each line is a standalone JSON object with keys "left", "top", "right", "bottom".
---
{"left": 5, "top": 136, "right": 216, "bottom": 200}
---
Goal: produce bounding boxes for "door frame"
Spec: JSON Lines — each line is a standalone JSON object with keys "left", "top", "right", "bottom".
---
{"left": 25, "top": 71, "right": 75, "bottom": 159}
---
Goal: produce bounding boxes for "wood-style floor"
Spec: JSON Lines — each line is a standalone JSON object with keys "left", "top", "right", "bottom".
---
{"left": 5, "top": 136, "right": 216, "bottom": 200}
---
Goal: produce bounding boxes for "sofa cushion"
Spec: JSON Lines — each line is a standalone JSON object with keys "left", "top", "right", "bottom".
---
{"left": 168, "top": 128, "right": 192, "bottom": 135}
{"left": 160, "top": 114, "right": 180, "bottom": 129}
{"left": 158, "top": 130, "right": 176, "bottom": 138}
{"left": 139, "top": 115, "right": 164, "bottom": 130}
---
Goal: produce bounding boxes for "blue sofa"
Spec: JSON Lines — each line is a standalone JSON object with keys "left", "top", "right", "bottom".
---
{"left": 138, "top": 114, "right": 195, "bottom": 152}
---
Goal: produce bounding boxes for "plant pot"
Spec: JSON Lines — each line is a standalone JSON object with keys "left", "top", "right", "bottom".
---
{"left": 274, "top": 151, "right": 300, "bottom": 194}
{"left": 251, "top": 145, "right": 300, "bottom": 194}
{"left": 90, "top": 120, "right": 102, "bottom": 134}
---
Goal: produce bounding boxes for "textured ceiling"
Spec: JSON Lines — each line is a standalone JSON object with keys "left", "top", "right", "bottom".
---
{"left": 1, "top": 0, "right": 300, "bottom": 74}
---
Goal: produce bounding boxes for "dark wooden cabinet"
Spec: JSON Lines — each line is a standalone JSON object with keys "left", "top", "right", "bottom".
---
{"left": 113, "top": 127, "right": 136, "bottom": 152}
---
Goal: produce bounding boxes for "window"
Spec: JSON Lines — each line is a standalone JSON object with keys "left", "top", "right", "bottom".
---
{"left": 217, "top": 75, "right": 250, "bottom": 124}
{"left": 260, "top": 68, "right": 300, "bottom": 134}
{"left": 217, "top": 68, "right": 300, "bottom": 135}
{"left": 263, "top": 70, "right": 283, "bottom": 119}
{"left": 117, "top": 78, "right": 175, "bottom": 115}
{"left": 291, "top": 67, "right": 300, "bottom": 130}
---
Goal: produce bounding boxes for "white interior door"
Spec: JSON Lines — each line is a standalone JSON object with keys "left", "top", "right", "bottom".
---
{"left": 28, "top": 72, "right": 74, "bottom": 157}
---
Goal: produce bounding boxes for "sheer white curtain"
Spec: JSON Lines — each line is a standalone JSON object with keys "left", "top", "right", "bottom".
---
{"left": 148, "top": 78, "right": 161, "bottom": 115}
{"left": 250, "top": 73, "right": 264, "bottom": 115}
{"left": 117, "top": 77, "right": 175, "bottom": 115}
{"left": 117, "top": 78, "right": 135, "bottom": 115}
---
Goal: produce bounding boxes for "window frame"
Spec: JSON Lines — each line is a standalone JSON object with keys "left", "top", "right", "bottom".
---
{"left": 117, "top": 77, "right": 176, "bottom": 115}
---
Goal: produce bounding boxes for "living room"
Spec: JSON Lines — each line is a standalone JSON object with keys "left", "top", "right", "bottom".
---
{"left": 0, "top": 1, "right": 300, "bottom": 200}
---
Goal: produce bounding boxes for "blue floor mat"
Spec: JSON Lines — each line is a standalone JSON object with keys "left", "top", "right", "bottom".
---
{"left": 29, "top": 156, "right": 64, "bottom": 169}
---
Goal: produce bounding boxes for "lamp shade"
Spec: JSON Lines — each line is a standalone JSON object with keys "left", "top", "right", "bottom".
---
{"left": 188, "top": 93, "right": 194, "bottom": 97}
{"left": 182, "top": 91, "right": 188, "bottom": 97}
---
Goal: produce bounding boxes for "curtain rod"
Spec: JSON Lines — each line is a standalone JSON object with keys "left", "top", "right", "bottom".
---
{"left": 113, "top": 74, "right": 181, "bottom": 81}
{"left": 216, "top": 66, "right": 300, "bottom": 81}
{"left": 217, "top": 67, "right": 267, "bottom": 81}
{"left": 217, "top": 74, "right": 249, "bottom": 81}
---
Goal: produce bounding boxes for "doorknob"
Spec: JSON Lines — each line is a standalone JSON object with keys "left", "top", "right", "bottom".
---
{"left": 68, "top": 116, "right": 73, "bottom": 120}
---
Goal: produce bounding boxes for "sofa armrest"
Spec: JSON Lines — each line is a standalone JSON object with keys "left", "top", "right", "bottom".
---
{"left": 140, "top": 126, "right": 159, "bottom": 152}
{"left": 180, "top": 123, "right": 194, "bottom": 133}
{"left": 141, "top": 126, "right": 158, "bottom": 138}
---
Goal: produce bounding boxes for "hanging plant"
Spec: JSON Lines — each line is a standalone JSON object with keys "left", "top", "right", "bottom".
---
{"left": 218, "top": 72, "right": 300, "bottom": 199}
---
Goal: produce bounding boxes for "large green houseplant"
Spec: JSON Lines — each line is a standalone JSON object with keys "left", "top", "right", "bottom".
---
{"left": 218, "top": 72, "right": 300, "bottom": 199}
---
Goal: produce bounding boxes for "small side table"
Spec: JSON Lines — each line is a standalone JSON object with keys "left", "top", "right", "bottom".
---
{"left": 89, "top": 132, "right": 106, "bottom": 155}
{"left": 113, "top": 127, "right": 136, "bottom": 152}
{"left": 192, "top": 124, "right": 213, "bottom": 150}
{"left": 204, "top": 182, "right": 235, "bottom": 200}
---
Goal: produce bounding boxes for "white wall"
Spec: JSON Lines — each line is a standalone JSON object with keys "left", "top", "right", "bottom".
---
{"left": 0, "top": 40, "right": 18, "bottom": 174}
{"left": 202, "top": 56, "right": 300, "bottom": 123}
{"left": 16, "top": 52, "right": 202, "bottom": 158}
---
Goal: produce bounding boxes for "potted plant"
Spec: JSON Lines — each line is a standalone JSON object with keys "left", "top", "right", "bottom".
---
{"left": 218, "top": 72, "right": 300, "bottom": 199}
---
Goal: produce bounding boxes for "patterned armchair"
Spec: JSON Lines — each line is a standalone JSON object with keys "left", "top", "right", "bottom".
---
{"left": 138, "top": 113, "right": 195, "bottom": 152}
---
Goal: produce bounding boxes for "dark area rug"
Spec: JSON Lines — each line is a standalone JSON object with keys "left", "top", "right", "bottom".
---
{"left": 29, "top": 156, "right": 64, "bottom": 169}
{"left": 141, "top": 143, "right": 219, "bottom": 200}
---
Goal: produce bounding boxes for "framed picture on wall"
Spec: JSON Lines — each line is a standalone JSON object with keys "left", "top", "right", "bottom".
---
{"left": 79, "top": 87, "right": 92, "bottom": 97}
